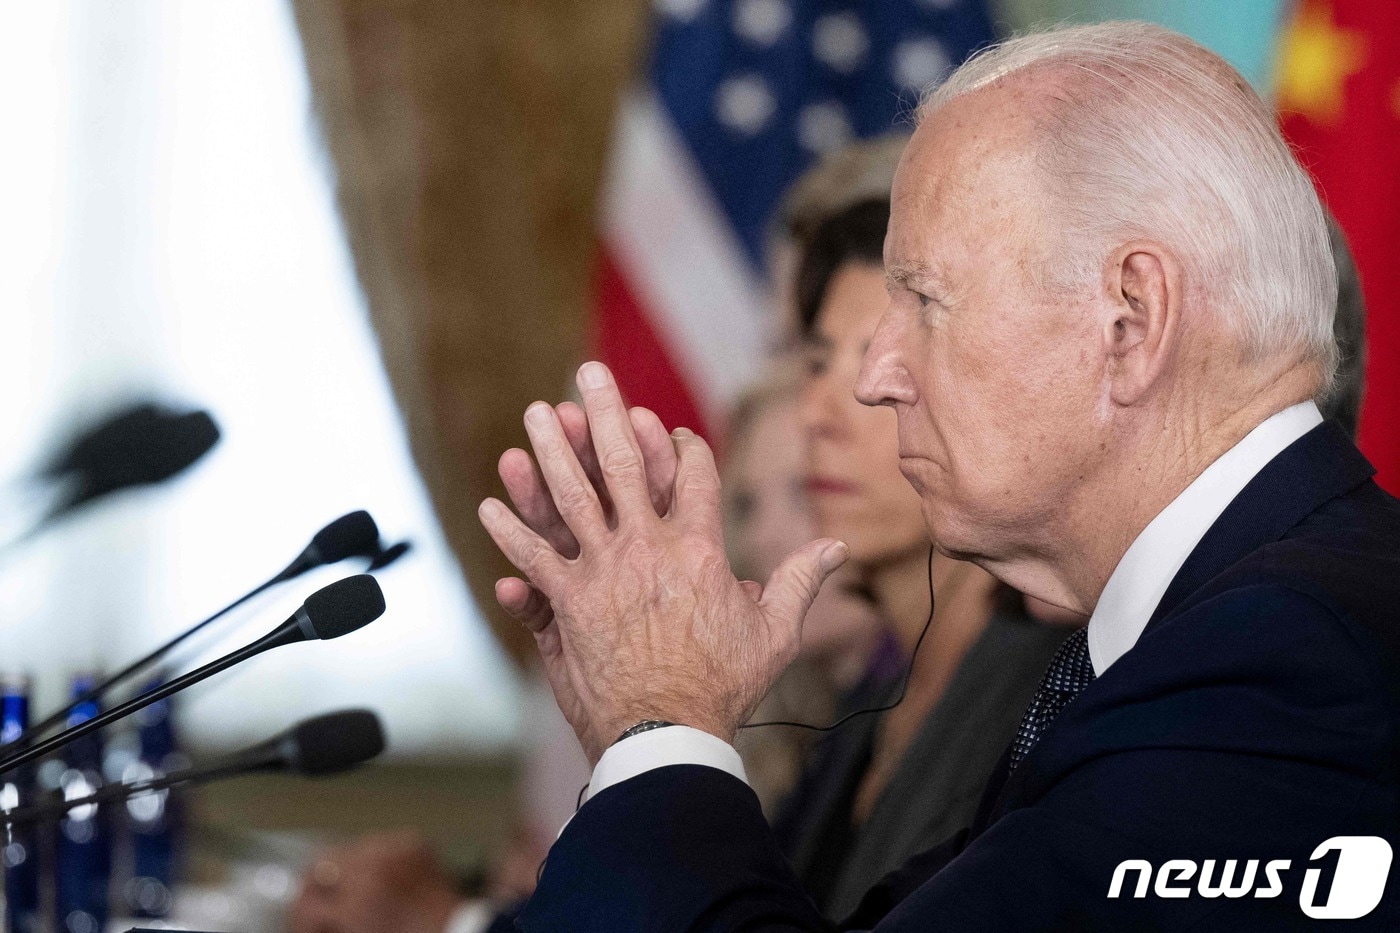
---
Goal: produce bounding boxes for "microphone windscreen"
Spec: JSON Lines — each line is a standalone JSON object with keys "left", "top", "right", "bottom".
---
{"left": 288, "top": 709, "right": 386, "bottom": 776}
{"left": 311, "top": 510, "right": 381, "bottom": 564}
{"left": 157, "top": 411, "right": 221, "bottom": 483}
{"left": 302, "top": 574, "right": 386, "bottom": 641}
{"left": 46, "top": 403, "right": 220, "bottom": 504}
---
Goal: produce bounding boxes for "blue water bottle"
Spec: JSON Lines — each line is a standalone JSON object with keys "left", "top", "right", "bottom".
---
{"left": 120, "top": 675, "right": 183, "bottom": 919}
{"left": 1, "top": 672, "right": 42, "bottom": 933}
{"left": 53, "top": 673, "right": 112, "bottom": 933}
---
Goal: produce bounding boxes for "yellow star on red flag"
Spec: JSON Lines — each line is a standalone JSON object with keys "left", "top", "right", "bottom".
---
{"left": 1276, "top": 0, "right": 1368, "bottom": 126}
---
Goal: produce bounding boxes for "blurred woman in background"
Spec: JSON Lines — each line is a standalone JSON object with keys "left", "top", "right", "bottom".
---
{"left": 724, "top": 371, "right": 887, "bottom": 811}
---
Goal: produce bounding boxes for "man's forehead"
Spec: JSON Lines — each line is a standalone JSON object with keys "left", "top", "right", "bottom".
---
{"left": 884, "top": 187, "right": 944, "bottom": 285}
{"left": 900, "top": 90, "right": 1036, "bottom": 192}
{"left": 886, "top": 89, "right": 1043, "bottom": 272}
{"left": 884, "top": 170, "right": 954, "bottom": 282}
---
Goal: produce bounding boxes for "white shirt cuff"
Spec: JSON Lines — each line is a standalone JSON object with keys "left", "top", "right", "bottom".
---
{"left": 586, "top": 725, "right": 748, "bottom": 804}
{"left": 444, "top": 900, "right": 493, "bottom": 933}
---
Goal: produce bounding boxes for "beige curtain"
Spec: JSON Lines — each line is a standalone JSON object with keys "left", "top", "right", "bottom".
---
{"left": 292, "top": 0, "right": 649, "bottom": 666}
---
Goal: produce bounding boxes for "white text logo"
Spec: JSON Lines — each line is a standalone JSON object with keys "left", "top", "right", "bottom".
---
{"left": 1107, "top": 837, "right": 1393, "bottom": 920}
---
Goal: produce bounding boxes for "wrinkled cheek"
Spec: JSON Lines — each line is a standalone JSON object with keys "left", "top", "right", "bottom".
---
{"left": 940, "top": 411, "right": 1033, "bottom": 526}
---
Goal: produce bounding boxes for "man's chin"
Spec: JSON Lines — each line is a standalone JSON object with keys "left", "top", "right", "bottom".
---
{"left": 919, "top": 505, "right": 980, "bottom": 563}
{"left": 918, "top": 498, "right": 947, "bottom": 540}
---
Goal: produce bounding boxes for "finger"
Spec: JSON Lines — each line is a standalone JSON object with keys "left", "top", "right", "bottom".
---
{"left": 499, "top": 447, "right": 580, "bottom": 558}
{"left": 478, "top": 498, "right": 564, "bottom": 587}
{"left": 670, "top": 427, "right": 723, "bottom": 533}
{"left": 556, "top": 401, "right": 615, "bottom": 523}
{"left": 523, "top": 401, "right": 609, "bottom": 545}
{"left": 739, "top": 580, "right": 764, "bottom": 602}
{"left": 630, "top": 406, "right": 677, "bottom": 516}
{"left": 760, "top": 539, "right": 850, "bottom": 638}
{"left": 496, "top": 577, "right": 555, "bottom": 633}
{"left": 559, "top": 401, "right": 677, "bottom": 520}
{"left": 575, "top": 362, "right": 652, "bottom": 520}
{"left": 557, "top": 402, "right": 674, "bottom": 519}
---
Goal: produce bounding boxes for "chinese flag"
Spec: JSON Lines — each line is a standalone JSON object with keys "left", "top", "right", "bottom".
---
{"left": 1278, "top": 0, "right": 1400, "bottom": 493}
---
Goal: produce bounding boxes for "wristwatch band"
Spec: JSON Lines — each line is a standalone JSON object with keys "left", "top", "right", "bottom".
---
{"left": 613, "top": 719, "right": 677, "bottom": 746}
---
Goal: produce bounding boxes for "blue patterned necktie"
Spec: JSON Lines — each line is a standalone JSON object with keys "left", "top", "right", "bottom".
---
{"left": 1009, "top": 627, "right": 1095, "bottom": 772}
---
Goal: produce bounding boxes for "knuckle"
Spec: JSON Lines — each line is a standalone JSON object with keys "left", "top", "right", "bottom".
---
{"left": 599, "top": 439, "right": 642, "bottom": 477}
{"left": 698, "top": 552, "right": 732, "bottom": 586}
{"left": 681, "top": 448, "right": 719, "bottom": 481}
{"left": 506, "top": 527, "right": 549, "bottom": 569}
{"left": 615, "top": 532, "right": 662, "bottom": 568}
{"left": 683, "top": 434, "right": 716, "bottom": 462}
{"left": 680, "top": 524, "right": 719, "bottom": 551}
{"left": 555, "top": 481, "right": 597, "bottom": 516}
{"left": 694, "top": 471, "right": 722, "bottom": 497}
{"left": 678, "top": 467, "right": 718, "bottom": 497}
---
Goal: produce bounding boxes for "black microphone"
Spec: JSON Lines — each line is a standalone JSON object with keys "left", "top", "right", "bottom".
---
{"left": 1, "top": 709, "right": 386, "bottom": 828}
{"left": 225, "top": 707, "right": 386, "bottom": 777}
{"left": 40, "top": 402, "right": 221, "bottom": 523}
{"left": 1, "top": 403, "right": 221, "bottom": 559}
{"left": 0, "top": 575, "right": 386, "bottom": 777}
{"left": 4, "top": 511, "right": 383, "bottom": 752}
{"left": 274, "top": 510, "right": 383, "bottom": 582}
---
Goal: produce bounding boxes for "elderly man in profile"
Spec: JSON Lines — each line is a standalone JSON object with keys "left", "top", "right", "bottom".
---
{"left": 477, "top": 21, "right": 1400, "bottom": 932}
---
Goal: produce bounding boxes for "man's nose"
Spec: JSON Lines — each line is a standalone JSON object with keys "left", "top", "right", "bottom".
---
{"left": 856, "top": 313, "right": 915, "bottom": 407}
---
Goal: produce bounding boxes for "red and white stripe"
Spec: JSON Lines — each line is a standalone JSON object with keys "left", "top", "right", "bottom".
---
{"left": 593, "top": 90, "right": 772, "bottom": 442}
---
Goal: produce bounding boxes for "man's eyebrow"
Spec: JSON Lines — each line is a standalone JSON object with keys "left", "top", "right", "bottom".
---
{"left": 885, "top": 260, "right": 941, "bottom": 290}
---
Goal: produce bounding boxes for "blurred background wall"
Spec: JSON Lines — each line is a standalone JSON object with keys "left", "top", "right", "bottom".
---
{"left": 1002, "top": 0, "right": 1287, "bottom": 86}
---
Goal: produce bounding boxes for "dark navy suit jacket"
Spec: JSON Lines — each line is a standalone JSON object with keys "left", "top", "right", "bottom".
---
{"left": 518, "top": 423, "right": 1400, "bottom": 931}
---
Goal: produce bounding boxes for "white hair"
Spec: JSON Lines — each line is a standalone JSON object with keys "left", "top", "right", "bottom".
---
{"left": 920, "top": 21, "right": 1338, "bottom": 388}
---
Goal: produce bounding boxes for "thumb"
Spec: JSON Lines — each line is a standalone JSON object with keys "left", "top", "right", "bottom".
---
{"left": 759, "top": 538, "right": 849, "bottom": 631}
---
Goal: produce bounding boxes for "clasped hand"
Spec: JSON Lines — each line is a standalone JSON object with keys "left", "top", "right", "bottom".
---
{"left": 478, "top": 362, "right": 849, "bottom": 765}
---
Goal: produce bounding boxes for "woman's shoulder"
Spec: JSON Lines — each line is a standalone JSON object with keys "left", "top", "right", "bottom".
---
{"left": 980, "top": 605, "right": 1080, "bottom": 662}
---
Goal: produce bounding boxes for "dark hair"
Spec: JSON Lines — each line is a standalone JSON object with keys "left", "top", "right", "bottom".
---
{"left": 795, "top": 199, "right": 890, "bottom": 336}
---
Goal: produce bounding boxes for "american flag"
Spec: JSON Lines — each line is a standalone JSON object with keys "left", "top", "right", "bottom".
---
{"left": 594, "top": 0, "right": 996, "bottom": 439}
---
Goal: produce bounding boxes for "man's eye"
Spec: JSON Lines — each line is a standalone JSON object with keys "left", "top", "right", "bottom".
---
{"left": 802, "top": 355, "right": 828, "bottom": 377}
{"left": 916, "top": 292, "right": 933, "bottom": 309}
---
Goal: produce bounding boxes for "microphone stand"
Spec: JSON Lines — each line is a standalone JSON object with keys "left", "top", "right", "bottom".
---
{"left": 0, "top": 620, "right": 304, "bottom": 777}
{"left": 0, "top": 573, "right": 384, "bottom": 777}
{"left": 3, "top": 709, "right": 386, "bottom": 826}
{"left": 1, "top": 761, "right": 217, "bottom": 830}
{"left": 2, "top": 514, "right": 395, "bottom": 752}
{"left": 1, "top": 578, "right": 280, "bottom": 753}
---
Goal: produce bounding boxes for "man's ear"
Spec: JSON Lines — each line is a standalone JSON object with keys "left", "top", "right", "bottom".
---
{"left": 1103, "top": 241, "right": 1181, "bottom": 407}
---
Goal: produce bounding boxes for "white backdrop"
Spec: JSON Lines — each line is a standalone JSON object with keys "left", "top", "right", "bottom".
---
{"left": 0, "top": 0, "right": 522, "bottom": 754}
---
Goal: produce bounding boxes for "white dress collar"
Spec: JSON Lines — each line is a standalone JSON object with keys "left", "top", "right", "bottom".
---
{"left": 1087, "top": 401, "right": 1324, "bottom": 675}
